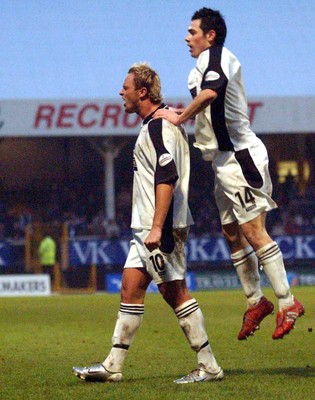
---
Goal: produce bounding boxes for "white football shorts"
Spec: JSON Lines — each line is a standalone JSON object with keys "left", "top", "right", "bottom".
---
{"left": 212, "top": 142, "right": 277, "bottom": 225}
{"left": 124, "top": 228, "right": 188, "bottom": 285}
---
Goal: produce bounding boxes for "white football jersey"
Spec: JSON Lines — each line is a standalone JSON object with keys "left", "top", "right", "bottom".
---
{"left": 189, "top": 45, "right": 261, "bottom": 159}
{"left": 131, "top": 105, "right": 193, "bottom": 230}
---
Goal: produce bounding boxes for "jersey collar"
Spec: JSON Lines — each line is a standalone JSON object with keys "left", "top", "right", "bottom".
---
{"left": 142, "top": 103, "right": 167, "bottom": 125}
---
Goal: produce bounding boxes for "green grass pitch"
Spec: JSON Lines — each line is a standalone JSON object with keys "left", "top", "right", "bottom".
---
{"left": 0, "top": 286, "right": 314, "bottom": 400}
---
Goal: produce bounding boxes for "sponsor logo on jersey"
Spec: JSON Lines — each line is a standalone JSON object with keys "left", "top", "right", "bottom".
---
{"left": 205, "top": 70, "right": 220, "bottom": 81}
{"left": 159, "top": 153, "right": 173, "bottom": 167}
{"left": 246, "top": 204, "right": 257, "bottom": 212}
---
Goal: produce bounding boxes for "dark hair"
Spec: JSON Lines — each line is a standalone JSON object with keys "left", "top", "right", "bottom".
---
{"left": 192, "top": 7, "right": 227, "bottom": 45}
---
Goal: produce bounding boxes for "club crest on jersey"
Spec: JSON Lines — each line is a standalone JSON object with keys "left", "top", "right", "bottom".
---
{"left": 205, "top": 70, "right": 220, "bottom": 81}
{"left": 159, "top": 153, "right": 173, "bottom": 167}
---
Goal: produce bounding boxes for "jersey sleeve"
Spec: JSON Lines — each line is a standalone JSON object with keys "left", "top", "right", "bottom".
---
{"left": 197, "top": 47, "right": 227, "bottom": 94}
{"left": 148, "top": 118, "right": 178, "bottom": 186}
{"left": 188, "top": 68, "right": 198, "bottom": 98}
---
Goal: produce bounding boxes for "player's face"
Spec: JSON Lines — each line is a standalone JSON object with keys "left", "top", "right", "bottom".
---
{"left": 185, "top": 19, "right": 212, "bottom": 58}
{"left": 120, "top": 73, "right": 141, "bottom": 114}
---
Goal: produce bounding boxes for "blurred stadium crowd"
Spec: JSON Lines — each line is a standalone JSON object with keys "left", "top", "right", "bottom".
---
{"left": 1, "top": 152, "right": 314, "bottom": 241}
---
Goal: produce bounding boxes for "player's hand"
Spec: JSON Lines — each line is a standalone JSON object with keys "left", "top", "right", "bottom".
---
{"left": 169, "top": 107, "right": 184, "bottom": 115}
{"left": 153, "top": 108, "right": 181, "bottom": 126}
{"left": 144, "top": 228, "right": 162, "bottom": 252}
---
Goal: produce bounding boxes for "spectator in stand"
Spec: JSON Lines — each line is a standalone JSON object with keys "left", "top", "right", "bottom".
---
{"left": 38, "top": 233, "right": 57, "bottom": 283}
{"left": 282, "top": 170, "right": 298, "bottom": 201}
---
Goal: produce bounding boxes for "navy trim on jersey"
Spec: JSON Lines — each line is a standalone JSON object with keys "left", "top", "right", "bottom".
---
{"left": 190, "top": 86, "right": 197, "bottom": 99}
{"left": 131, "top": 103, "right": 193, "bottom": 230}
{"left": 235, "top": 149, "right": 263, "bottom": 188}
{"left": 148, "top": 118, "right": 178, "bottom": 186}
{"left": 142, "top": 103, "right": 165, "bottom": 125}
{"left": 160, "top": 226, "right": 175, "bottom": 254}
{"left": 148, "top": 115, "right": 177, "bottom": 252}
{"left": 201, "top": 45, "right": 234, "bottom": 151}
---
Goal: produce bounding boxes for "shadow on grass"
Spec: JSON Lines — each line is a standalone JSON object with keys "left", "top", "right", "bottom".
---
{"left": 225, "top": 366, "right": 315, "bottom": 378}
{"left": 130, "top": 365, "right": 315, "bottom": 382}
{"left": 68, "top": 365, "right": 314, "bottom": 386}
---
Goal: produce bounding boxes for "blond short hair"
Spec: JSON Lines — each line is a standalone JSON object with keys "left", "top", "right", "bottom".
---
{"left": 128, "top": 63, "right": 163, "bottom": 104}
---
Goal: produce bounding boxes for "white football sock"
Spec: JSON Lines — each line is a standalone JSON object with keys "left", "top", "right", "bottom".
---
{"left": 231, "top": 246, "right": 264, "bottom": 307}
{"left": 256, "top": 242, "right": 294, "bottom": 310}
{"left": 175, "top": 298, "right": 220, "bottom": 373}
{"left": 103, "top": 303, "right": 144, "bottom": 372}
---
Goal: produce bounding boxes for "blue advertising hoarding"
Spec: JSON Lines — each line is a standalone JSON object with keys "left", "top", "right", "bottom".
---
{"left": 0, "top": 241, "right": 12, "bottom": 268}
{"left": 1, "top": 235, "right": 314, "bottom": 268}
{"left": 66, "top": 235, "right": 315, "bottom": 267}
{"left": 106, "top": 272, "right": 195, "bottom": 293}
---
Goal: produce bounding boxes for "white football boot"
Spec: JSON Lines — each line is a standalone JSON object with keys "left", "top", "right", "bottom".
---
{"left": 72, "top": 363, "right": 122, "bottom": 382}
{"left": 174, "top": 364, "right": 224, "bottom": 384}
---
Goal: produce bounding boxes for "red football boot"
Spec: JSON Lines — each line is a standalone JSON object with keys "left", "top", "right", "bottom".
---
{"left": 238, "top": 296, "right": 274, "bottom": 340}
{"left": 272, "top": 298, "right": 305, "bottom": 340}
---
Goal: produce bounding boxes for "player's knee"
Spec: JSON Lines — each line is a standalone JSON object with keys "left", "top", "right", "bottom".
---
{"left": 222, "top": 229, "right": 240, "bottom": 251}
{"left": 121, "top": 288, "right": 146, "bottom": 304}
{"left": 159, "top": 284, "right": 178, "bottom": 308}
{"left": 244, "top": 231, "right": 271, "bottom": 251}
{"left": 159, "top": 280, "right": 190, "bottom": 309}
{"left": 222, "top": 222, "right": 244, "bottom": 251}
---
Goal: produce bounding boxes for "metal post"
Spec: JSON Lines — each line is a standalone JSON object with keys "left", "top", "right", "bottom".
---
{"left": 104, "top": 150, "right": 116, "bottom": 221}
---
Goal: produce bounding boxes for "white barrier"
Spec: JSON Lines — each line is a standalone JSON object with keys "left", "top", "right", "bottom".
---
{"left": 0, "top": 274, "right": 51, "bottom": 297}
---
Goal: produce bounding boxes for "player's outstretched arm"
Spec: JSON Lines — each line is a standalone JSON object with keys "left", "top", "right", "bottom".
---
{"left": 154, "top": 89, "right": 217, "bottom": 126}
{"left": 153, "top": 108, "right": 181, "bottom": 126}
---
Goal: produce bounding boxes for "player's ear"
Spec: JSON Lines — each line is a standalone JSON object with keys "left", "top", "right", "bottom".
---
{"left": 206, "top": 29, "right": 216, "bottom": 44}
{"left": 138, "top": 87, "right": 148, "bottom": 99}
